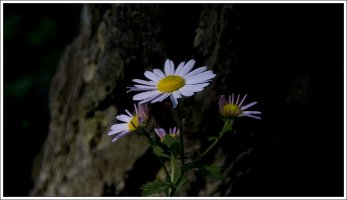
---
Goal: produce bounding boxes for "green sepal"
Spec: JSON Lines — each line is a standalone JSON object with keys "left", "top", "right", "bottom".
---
{"left": 207, "top": 136, "right": 218, "bottom": 141}
{"left": 152, "top": 144, "right": 164, "bottom": 157}
{"left": 162, "top": 134, "right": 180, "bottom": 153}
{"left": 223, "top": 119, "right": 234, "bottom": 131}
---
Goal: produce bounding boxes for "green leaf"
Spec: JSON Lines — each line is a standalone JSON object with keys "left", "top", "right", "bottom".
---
{"left": 141, "top": 181, "right": 171, "bottom": 196}
{"left": 194, "top": 164, "right": 224, "bottom": 181}
{"left": 175, "top": 177, "right": 190, "bottom": 192}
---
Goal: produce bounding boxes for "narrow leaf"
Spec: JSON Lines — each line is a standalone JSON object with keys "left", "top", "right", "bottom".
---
{"left": 194, "top": 164, "right": 224, "bottom": 181}
{"left": 141, "top": 181, "right": 170, "bottom": 196}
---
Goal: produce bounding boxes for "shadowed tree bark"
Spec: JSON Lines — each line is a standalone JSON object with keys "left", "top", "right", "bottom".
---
{"left": 30, "top": 4, "right": 253, "bottom": 196}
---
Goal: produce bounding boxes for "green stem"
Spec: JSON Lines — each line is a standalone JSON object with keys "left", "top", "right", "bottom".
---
{"left": 178, "top": 108, "right": 185, "bottom": 175}
{"left": 143, "top": 131, "right": 172, "bottom": 187}
{"left": 170, "top": 103, "right": 185, "bottom": 196}
{"left": 199, "top": 137, "right": 219, "bottom": 159}
{"left": 197, "top": 119, "right": 233, "bottom": 161}
{"left": 168, "top": 153, "right": 177, "bottom": 196}
{"left": 170, "top": 153, "right": 176, "bottom": 185}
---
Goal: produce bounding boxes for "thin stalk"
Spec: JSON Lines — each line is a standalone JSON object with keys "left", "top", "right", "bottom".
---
{"left": 143, "top": 131, "right": 172, "bottom": 187}
{"left": 170, "top": 153, "right": 176, "bottom": 184}
{"left": 199, "top": 137, "right": 219, "bottom": 159}
{"left": 170, "top": 103, "right": 185, "bottom": 196}
{"left": 168, "top": 154, "right": 176, "bottom": 196}
{"left": 178, "top": 109, "right": 185, "bottom": 175}
{"left": 196, "top": 119, "right": 233, "bottom": 161}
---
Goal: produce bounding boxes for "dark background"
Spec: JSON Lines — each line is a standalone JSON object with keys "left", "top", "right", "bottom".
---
{"left": 3, "top": 4, "right": 81, "bottom": 196}
{"left": 3, "top": 3, "right": 344, "bottom": 197}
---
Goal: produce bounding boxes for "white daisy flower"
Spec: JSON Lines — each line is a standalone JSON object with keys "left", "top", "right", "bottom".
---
{"left": 128, "top": 59, "right": 216, "bottom": 108}
{"left": 218, "top": 93, "right": 262, "bottom": 120}
{"left": 107, "top": 103, "right": 149, "bottom": 142}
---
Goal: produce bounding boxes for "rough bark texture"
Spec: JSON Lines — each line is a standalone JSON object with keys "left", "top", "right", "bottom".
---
{"left": 31, "top": 4, "right": 252, "bottom": 196}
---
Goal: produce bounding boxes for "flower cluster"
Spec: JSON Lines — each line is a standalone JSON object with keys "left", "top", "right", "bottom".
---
{"left": 108, "top": 58, "right": 262, "bottom": 142}
{"left": 106, "top": 58, "right": 263, "bottom": 196}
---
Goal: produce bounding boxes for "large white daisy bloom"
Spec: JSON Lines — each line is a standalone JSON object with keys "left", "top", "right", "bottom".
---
{"left": 128, "top": 59, "right": 216, "bottom": 108}
{"left": 107, "top": 103, "right": 148, "bottom": 142}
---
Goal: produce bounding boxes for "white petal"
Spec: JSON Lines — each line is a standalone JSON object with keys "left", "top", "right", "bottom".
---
{"left": 125, "top": 109, "right": 134, "bottom": 118}
{"left": 178, "top": 88, "right": 194, "bottom": 97}
{"left": 112, "top": 130, "right": 130, "bottom": 142}
{"left": 184, "top": 87, "right": 204, "bottom": 92}
{"left": 144, "top": 71, "right": 161, "bottom": 82}
{"left": 108, "top": 130, "right": 122, "bottom": 136}
{"left": 238, "top": 94, "right": 248, "bottom": 107}
{"left": 153, "top": 69, "right": 166, "bottom": 78}
{"left": 183, "top": 83, "right": 208, "bottom": 92}
{"left": 133, "top": 90, "right": 160, "bottom": 101}
{"left": 164, "top": 59, "right": 176, "bottom": 75}
{"left": 186, "top": 70, "right": 213, "bottom": 79}
{"left": 185, "top": 73, "right": 216, "bottom": 84}
{"left": 169, "top": 60, "right": 175, "bottom": 75}
{"left": 151, "top": 93, "right": 170, "bottom": 103}
{"left": 192, "top": 82, "right": 210, "bottom": 88}
{"left": 116, "top": 115, "right": 131, "bottom": 122}
{"left": 107, "top": 130, "right": 124, "bottom": 135}
{"left": 127, "top": 86, "right": 155, "bottom": 92}
{"left": 174, "top": 62, "right": 185, "bottom": 76}
{"left": 186, "top": 70, "right": 214, "bottom": 80}
{"left": 239, "top": 114, "right": 261, "bottom": 120}
{"left": 179, "top": 59, "right": 195, "bottom": 77}
{"left": 235, "top": 94, "right": 240, "bottom": 106}
{"left": 139, "top": 94, "right": 160, "bottom": 104}
{"left": 242, "top": 111, "right": 262, "bottom": 115}
{"left": 241, "top": 102, "right": 257, "bottom": 110}
{"left": 170, "top": 94, "right": 178, "bottom": 108}
{"left": 183, "top": 66, "right": 207, "bottom": 79}
{"left": 134, "top": 85, "right": 157, "bottom": 89}
{"left": 110, "top": 123, "right": 127, "bottom": 131}
{"left": 185, "top": 83, "right": 209, "bottom": 90}
{"left": 134, "top": 103, "right": 139, "bottom": 116}
{"left": 132, "top": 79, "right": 157, "bottom": 86}
{"left": 172, "top": 91, "right": 182, "bottom": 99}
{"left": 164, "top": 59, "right": 172, "bottom": 76}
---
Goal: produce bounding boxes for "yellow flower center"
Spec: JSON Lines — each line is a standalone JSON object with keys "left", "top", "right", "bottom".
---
{"left": 223, "top": 104, "right": 241, "bottom": 117}
{"left": 157, "top": 75, "right": 185, "bottom": 93}
{"left": 169, "top": 133, "right": 177, "bottom": 138}
{"left": 128, "top": 115, "right": 139, "bottom": 131}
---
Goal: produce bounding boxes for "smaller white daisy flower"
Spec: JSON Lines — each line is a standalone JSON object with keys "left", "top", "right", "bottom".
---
{"left": 108, "top": 103, "right": 149, "bottom": 142}
{"left": 219, "top": 93, "right": 262, "bottom": 120}
{"left": 128, "top": 58, "right": 216, "bottom": 108}
{"left": 154, "top": 127, "right": 180, "bottom": 141}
